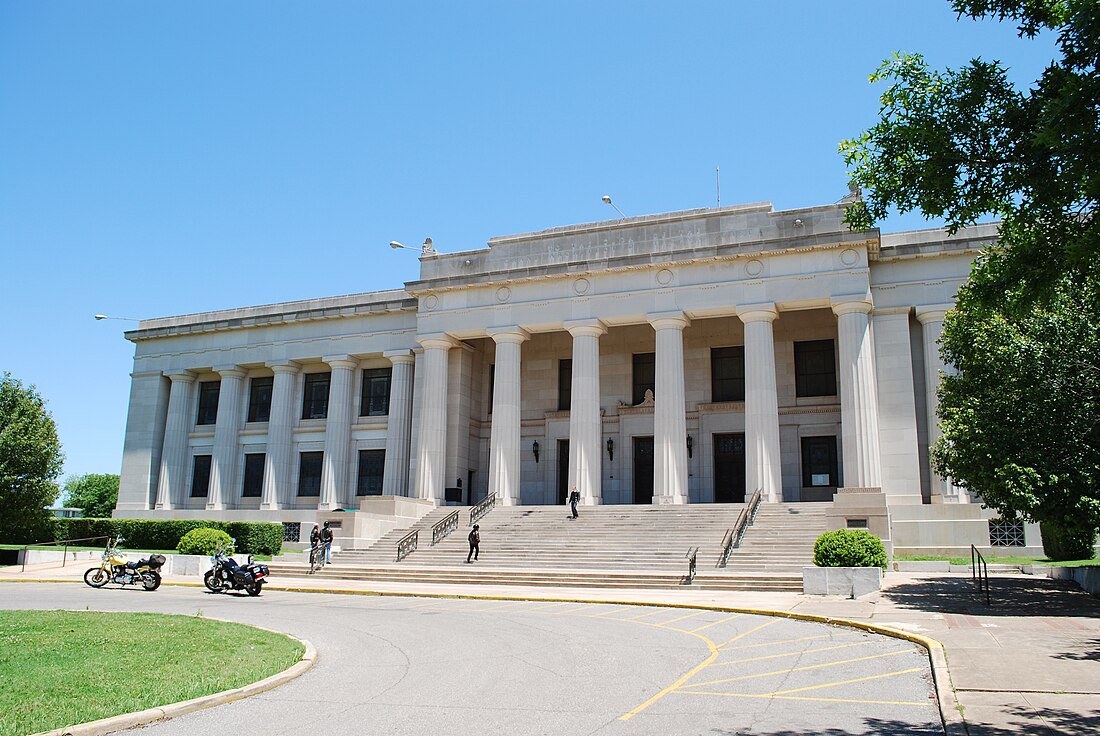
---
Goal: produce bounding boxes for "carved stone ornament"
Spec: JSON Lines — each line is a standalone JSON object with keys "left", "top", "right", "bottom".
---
{"left": 656, "top": 269, "right": 673, "bottom": 286}
{"left": 745, "top": 259, "right": 764, "bottom": 277}
{"left": 573, "top": 278, "right": 590, "bottom": 295}
{"left": 496, "top": 286, "right": 512, "bottom": 303}
{"left": 618, "top": 388, "right": 655, "bottom": 409}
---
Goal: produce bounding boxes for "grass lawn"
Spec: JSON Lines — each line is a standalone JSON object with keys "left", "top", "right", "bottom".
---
{"left": 896, "top": 554, "right": 1100, "bottom": 567}
{"left": 0, "top": 610, "right": 303, "bottom": 736}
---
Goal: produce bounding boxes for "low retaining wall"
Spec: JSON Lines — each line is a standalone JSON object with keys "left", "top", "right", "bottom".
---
{"left": 1049, "top": 565, "right": 1100, "bottom": 597}
{"left": 18, "top": 549, "right": 209, "bottom": 577}
{"left": 802, "top": 567, "right": 882, "bottom": 598}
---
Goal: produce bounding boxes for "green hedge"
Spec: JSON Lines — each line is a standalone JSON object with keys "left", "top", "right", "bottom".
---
{"left": 177, "top": 528, "right": 234, "bottom": 556}
{"left": 1040, "top": 520, "right": 1099, "bottom": 562}
{"left": 51, "top": 518, "right": 283, "bottom": 556}
{"left": 813, "top": 529, "right": 888, "bottom": 569}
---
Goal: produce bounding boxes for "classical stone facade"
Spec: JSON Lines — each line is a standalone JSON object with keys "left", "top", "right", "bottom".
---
{"left": 116, "top": 200, "right": 1015, "bottom": 549}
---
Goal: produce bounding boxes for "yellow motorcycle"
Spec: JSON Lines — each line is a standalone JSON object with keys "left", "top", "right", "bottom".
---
{"left": 83, "top": 536, "right": 165, "bottom": 591}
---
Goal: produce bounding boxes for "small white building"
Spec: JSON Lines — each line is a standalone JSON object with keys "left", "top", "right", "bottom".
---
{"left": 115, "top": 199, "right": 1033, "bottom": 554}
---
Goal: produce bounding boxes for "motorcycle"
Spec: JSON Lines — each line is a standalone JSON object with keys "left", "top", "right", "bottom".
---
{"left": 204, "top": 541, "right": 269, "bottom": 596}
{"left": 83, "top": 536, "right": 165, "bottom": 591}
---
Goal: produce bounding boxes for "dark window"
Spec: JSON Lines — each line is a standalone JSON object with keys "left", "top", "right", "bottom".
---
{"left": 190, "top": 455, "right": 212, "bottom": 497}
{"left": 360, "top": 368, "right": 392, "bottom": 417}
{"left": 247, "top": 377, "right": 274, "bottom": 423}
{"left": 357, "top": 449, "right": 386, "bottom": 496}
{"left": 241, "top": 453, "right": 265, "bottom": 497}
{"left": 196, "top": 382, "right": 220, "bottom": 425}
{"left": 711, "top": 346, "right": 745, "bottom": 402}
{"left": 794, "top": 339, "right": 837, "bottom": 397}
{"left": 297, "top": 451, "right": 324, "bottom": 496}
{"left": 801, "top": 436, "right": 839, "bottom": 488}
{"left": 558, "top": 359, "right": 572, "bottom": 411}
{"left": 487, "top": 364, "right": 495, "bottom": 415}
{"left": 632, "top": 353, "right": 655, "bottom": 405}
{"left": 301, "top": 372, "right": 331, "bottom": 420}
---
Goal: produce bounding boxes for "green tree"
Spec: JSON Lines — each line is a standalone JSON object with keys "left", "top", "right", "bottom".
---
{"left": 0, "top": 373, "right": 64, "bottom": 543}
{"left": 841, "top": 1, "right": 1100, "bottom": 548}
{"left": 63, "top": 473, "right": 120, "bottom": 519}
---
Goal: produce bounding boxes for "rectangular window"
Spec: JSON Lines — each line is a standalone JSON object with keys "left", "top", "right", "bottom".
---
{"left": 357, "top": 449, "right": 386, "bottom": 496}
{"left": 360, "top": 368, "right": 392, "bottom": 417}
{"left": 711, "top": 346, "right": 745, "bottom": 402}
{"left": 301, "top": 372, "right": 331, "bottom": 420}
{"left": 794, "top": 339, "right": 837, "bottom": 397}
{"left": 297, "top": 451, "right": 324, "bottom": 496}
{"left": 487, "top": 364, "right": 495, "bottom": 415}
{"left": 247, "top": 376, "right": 274, "bottom": 423}
{"left": 190, "top": 454, "right": 212, "bottom": 497}
{"left": 632, "top": 353, "right": 656, "bottom": 406}
{"left": 801, "top": 436, "right": 839, "bottom": 488}
{"left": 241, "top": 453, "right": 265, "bottom": 497}
{"left": 196, "top": 382, "right": 220, "bottom": 425}
{"left": 558, "top": 359, "right": 572, "bottom": 411}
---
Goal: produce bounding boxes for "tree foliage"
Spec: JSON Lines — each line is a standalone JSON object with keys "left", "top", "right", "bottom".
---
{"left": 0, "top": 373, "right": 64, "bottom": 543}
{"left": 63, "top": 473, "right": 119, "bottom": 519}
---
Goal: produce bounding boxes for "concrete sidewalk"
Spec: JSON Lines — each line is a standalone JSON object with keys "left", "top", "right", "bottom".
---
{"left": 3, "top": 563, "right": 1097, "bottom": 735}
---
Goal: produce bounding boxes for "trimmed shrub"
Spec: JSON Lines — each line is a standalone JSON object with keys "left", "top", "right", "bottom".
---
{"left": 1040, "top": 521, "right": 1098, "bottom": 562}
{"left": 813, "top": 529, "right": 888, "bottom": 569}
{"left": 177, "top": 528, "right": 234, "bottom": 556}
{"left": 50, "top": 518, "right": 282, "bottom": 556}
{"left": 225, "top": 522, "right": 283, "bottom": 556}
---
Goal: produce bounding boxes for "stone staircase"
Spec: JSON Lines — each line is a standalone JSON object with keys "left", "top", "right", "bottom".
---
{"left": 266, "top": 502, "right": 829, "bottom": 591}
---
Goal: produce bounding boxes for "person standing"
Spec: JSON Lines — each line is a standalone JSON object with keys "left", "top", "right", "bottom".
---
{"left": 569, "top": 485, "right": 580, "bottom": 519}
{"left": 309, "top": 524, "right": 322, "bottom": 569}
{"left": 466, "top": 524, "right": 480, "bottom": 563}
{"left": 320, "top": 521, "right": 334, "bottom": 564}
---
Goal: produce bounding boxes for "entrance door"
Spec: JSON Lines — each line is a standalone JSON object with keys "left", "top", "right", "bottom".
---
{"left": 713, "top": 433, "right": 746, "bottom": 503}
{"left": 633, "top": 436, "right": 654, "bottom": 504}
{"left": 557, "top": 439, "right": 570, "bottom": 505}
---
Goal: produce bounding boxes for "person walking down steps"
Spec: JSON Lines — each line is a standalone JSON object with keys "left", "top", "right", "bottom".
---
{"left": 466, "top": 524, "right": 480, "bottom": 563}
{"left": 569, "top": 485, "right": 580, "bottom": 519}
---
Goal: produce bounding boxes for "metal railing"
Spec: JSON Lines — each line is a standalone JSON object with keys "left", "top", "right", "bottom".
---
{"left": 396, "top": 529, "right": 419, "bottom": 562}
{"left": 20, "top": 535, "right": 113, "bottom": 573}
{"left": 685, "top": 546, "right": 699, "bottom": 584}
{"left": 432, "top": 510, "right": 460, "bottom": 546}
{"left": 717, "top": 489, "right": 763, "bottom": 568}
{"left": 470, "top": 492, "right": 497, "bottom": 527}
{"left": 971, "top": 544, "right": 991, "bottom": 605}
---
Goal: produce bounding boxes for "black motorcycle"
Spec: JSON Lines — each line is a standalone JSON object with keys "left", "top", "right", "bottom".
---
{"left": 203, "top": 542, "right": 269, "bottom": 596}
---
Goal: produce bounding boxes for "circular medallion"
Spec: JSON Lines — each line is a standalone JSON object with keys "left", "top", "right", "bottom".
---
{"left": 573, "top": 278, "right": 590, "bottom": 296}
{"left": 745, "top": 259, "right": 764, "bottom": 278}
{"left": 841, "top": 248, "right": 859, "bottom": 267}
{"left": 656, "top": 269, "right": 673, "bottom": 286}
{"left": 423, "top": 295, "right": 438, "bottom": 311}
{"left": 496, "top": 286, "right": 512, "bottom": 303}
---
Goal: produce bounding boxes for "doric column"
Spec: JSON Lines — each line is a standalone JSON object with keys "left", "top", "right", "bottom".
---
{"left": 260, "top": 362, "right": 298, "bottom": 510}
{"left": 382, "top": 350, "right": 415, "bottom": 496}
{"left": 319, "top": 356, "right": 357, "bottom": 510}
{"left": 206, "top": 366, "right": 246, "bottom": 510}
{"left": 155, "top": 371, "right": 196, "bottom": 509}
{"left": 413, "top": 335, "right": 456, "bottom": 504}
{"left": 916, "top": 305, "right": 963, "bottom": 502}
{"left": 565, "top": 319, "right": 606, "bottom": 505}
{"left": 833, "top": 299, "right": 882, "bottom": 489}
{"left": 648, "top": 312, "right": 690, "bottom": 505}
{"left": 740, "top": 304, "right": 782, "bottom": 502}
{"left": 872, "top": 309, "right": 922, "bottom": 501}
{"left": 487, "top": 327, "right": 529, "bottom": 506}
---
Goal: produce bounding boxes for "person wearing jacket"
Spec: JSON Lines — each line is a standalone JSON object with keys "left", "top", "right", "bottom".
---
{"left": 466, "top": 524, "right": 480, "bottom": 563}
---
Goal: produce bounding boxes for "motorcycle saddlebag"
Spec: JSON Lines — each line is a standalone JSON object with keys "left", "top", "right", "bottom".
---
{"left": 231, "top": 569, "right": 253, "bottom": 585}
{"left": 148, "top": 554, "right": 166, "bottom": 569}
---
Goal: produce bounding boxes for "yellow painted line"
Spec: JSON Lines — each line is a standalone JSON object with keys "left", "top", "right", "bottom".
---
{"left": 526, "top": 602, "right": 571, "bottom": 612}
{"left": 722, "top": 634, "right": 831, "bottom": 652}
{"left": 709, "top": 640, "right": 875, "bottom": 666}
{"left": 462, "top": 600, "right": 528, "bottom": 613}
{"left": 620, "top": 609, "right": 664, "bottom": 621}
{"left": 770, "top": 667, "right": 924, "bottom": 696}
{"left": 618, "top": 636, "right": 720, "bottom": 721}
{"left": 673, "top": 691, "right": 931, "bottom": 707}
{"left": 685, "top": 648, "right": 919, "bottom": 688}
{"left": 688, "top": 614, "right": 744, "bottom": 634}
{"left": 716, "top": 619, "right": 780, "bottom": 649}
{"left": 660, "top": 610, "right": 705, "bottom": 626}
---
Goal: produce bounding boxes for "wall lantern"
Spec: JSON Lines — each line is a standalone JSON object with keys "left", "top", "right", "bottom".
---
{"left": 686, "top": 435, "right": 694, "bottom": 459}
{"left": 606, "top": 437, "right": 614, "bottom": 461}
{"left": 457, "top": 477, "right": 462, "bottom": 488}
{"left": 532, "top": 440, "right": 540, "bottom": 464}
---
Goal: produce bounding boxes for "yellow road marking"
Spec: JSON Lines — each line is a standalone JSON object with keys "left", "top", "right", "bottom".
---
{"left": 527, "top": 602, "right": 571, "bottom": 612}
{"left": 620, "top": 609, "right": 663, "bottom": 621}
{"left": 716, "top": 619, "right": 780, "bottom": 649}
{"left": 685, "top": 648, "right": 919, "bottom": 688}
{"left": 464, "top": 600, "right": 528, "bottom": 613}
{"left": 689, "top": 614, "right": 744, "bottom": 634}
{"left": 770, "top": 667, "right": 923, "bottom": 696}
{"left": 708, "top": 640, "right": 875, "bottom": 666}
{"left": 673, "top": 691, "right": 931, "bottom": 707}
{"left": 722, "top": 634, "right": 831, "bottom": 651}
{"left": 661, "top": 610, "right": 705, "bottom": 626}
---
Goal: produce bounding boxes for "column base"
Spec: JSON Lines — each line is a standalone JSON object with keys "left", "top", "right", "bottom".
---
{"left": 260, "top": 502, "right": 281, "bottom": 511}
{"left": 654, "top": 494, "right": 687, "bottom": 505}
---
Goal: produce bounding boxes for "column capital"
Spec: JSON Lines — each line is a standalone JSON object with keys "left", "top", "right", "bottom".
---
{"left": 323, "top": 355, "right": 359, "bottom": 370}
{"left": 737, "top": 303, "right": 779, "bottom": 324}
{"left": 212, "top": 365, "right": 247, "bottom": 379}
{"left": 487, "top": 326, "right": 531, "bottom": 344}
{"left": 266, "top": 361, "right": 300, "bottom": 374}
{"left": 416, "top": 333, "right": 460, "bottom": 351}
{"left": 383, "top": 349, "right": 415, "bottom": 365}
{"left": 831, "top": 298, "right": 873, "bottom": 317}
{"left": 646, "top": 311, "right": 690, "bottom": 331}
{"left": 915, "top": 304, "right": 953, "bottom": 324}
{"left": 163, "top": 370, "right": 196, "bottom": 384}
{"left": 564, "top": 319, "right": 607, "bottom": 338}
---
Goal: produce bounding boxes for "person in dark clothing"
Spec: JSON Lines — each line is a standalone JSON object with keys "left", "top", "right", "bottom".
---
{"left": 466, "top": 524, "right": 480, "bottom": 563}
{"left": 320, "top": 521, "right": 334, "bottom": 564}
{"left": 569, "top": 486, "right": 580, "bottom": 519}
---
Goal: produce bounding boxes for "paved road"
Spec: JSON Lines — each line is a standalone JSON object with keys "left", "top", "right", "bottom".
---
{"left": 3, "top": 583, "right": 942, "bottom": 735}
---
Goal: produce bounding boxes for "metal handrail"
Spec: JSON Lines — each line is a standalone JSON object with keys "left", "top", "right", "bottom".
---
{"left": 20, "top": 535, "right": 113, "bottom": 573}
{"left": 470, "top": 492, "right": 497, "bottom": 527}
{"left": 432, "top": 510, "right": 460, "bottom": 546}
{"left": 685, "top": 546, "right": 699, "bottom": 584}
{"left": 971, "top": 544, "right": 991, "bottom": 605}
{"left": 396, "top": 529, "right": 419, "bottom": 562}
{"left": 717, "top": 489, "right": 763, "bottom": 568}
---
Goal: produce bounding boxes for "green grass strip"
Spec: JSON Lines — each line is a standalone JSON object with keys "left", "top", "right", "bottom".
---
{"left": 0, "top": 610, "right": 304, "bottom": 736}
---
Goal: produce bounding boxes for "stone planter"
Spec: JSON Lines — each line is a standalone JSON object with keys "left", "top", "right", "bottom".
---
{"left": 802, "top": 566, "right": 882, "bottom": 598}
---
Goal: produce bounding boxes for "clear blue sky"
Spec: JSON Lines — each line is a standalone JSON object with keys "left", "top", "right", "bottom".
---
{"left": 0, "top": 2, "right": 1055, "bottom": 490}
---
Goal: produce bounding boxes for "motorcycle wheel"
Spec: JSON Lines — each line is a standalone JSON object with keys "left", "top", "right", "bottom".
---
{"left": 247, "top": 581, "right": 263, "bottom": 597}
{"left": 203, "top": 570, "right": 225, "bottom": 593}
{"left": 142, "top": 571, "right": 162, "bottom": 591}
{"left": 83, "top": 567, "right": 109, "bottom": 588}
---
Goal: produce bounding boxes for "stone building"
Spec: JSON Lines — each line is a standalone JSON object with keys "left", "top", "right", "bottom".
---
{"left": 115, "top": 199, "right": 1033, "bottom": 553}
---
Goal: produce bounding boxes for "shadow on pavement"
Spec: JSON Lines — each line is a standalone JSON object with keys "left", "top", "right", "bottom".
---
{"left": 1055, "top": 636, "right": 1100, "bottom": 661}
{"left": 703, "top": 707, "right": 1100, "bottom": 734}
{"left": 882, "top": 575, "right": 1100, "bottom": 618}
